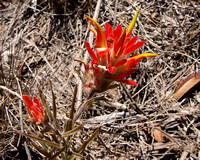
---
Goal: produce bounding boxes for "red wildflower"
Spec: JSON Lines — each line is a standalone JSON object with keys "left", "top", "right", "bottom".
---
{"left": 83, "top": 10, "right": 157, "bottom": 92}
{"left": 22, "top": 95, "right": 44, "bottom": 125}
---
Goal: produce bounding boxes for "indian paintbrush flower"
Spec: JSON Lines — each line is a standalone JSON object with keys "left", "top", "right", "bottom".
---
{"left": 81, "top": 10, "right": 157, "bottom": 93}
{"left": 22, "top": 95, "right": 44, "bottom": 125}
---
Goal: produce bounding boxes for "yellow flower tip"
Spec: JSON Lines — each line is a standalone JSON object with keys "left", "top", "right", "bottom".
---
{"left": 86, "top": 15, "right": 106, "bottom": 48}
{"left": 89, "top": 28, "right": 97, "bottom": 37}
{"left": 128, "top": 53, "right": 158, "bottom": 61}
{"left": 138, "top": 53, "right": 158, "bottom": 59}
{"left": 85, "top": 15, "right": 92, "bottom": 22}
{"left": 143, "top": 53, "right": 158, "bottom": 57}
{"left": 85, "top": 15, "right": 102, "bottom": 31}
{"left": 127, "top": 10, "right": 140, "bottom": 36}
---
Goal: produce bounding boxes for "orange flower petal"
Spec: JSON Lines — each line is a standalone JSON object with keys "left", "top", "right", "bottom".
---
{"left": 118, "top": 79, "right": 137, "bottom": 86}
{"left": 86, "top": 16, "right": 106, "bottom": 48}
{"left": 22, "top": 95, "right": 44, "bottom": 125}
{"left": 124, "top": 41, "right": 145, "bottom": 56}
{"left": 125, "top": 36, "right": 138, "bottom": 48}
{"left": 114, "top": 59, "right": 127, "bottom": 67}
{"left": 22, "top": 95, "right": 34, "bottom": 115}
{"left": 84, "top": 41, "right": 98, "bottom": 61}
{"left": 108, "top": 64, "right": 116, "bottom": 73}
{"left": 114, "top": 69, "right": 137, "bottom": 80}
{"left": 114, "top": 29, "right": 126, "bottom": 58}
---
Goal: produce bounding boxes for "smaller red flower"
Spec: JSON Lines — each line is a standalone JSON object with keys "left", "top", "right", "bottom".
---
{"left": 22, "top": 95, "right": 44, "bottom": 125}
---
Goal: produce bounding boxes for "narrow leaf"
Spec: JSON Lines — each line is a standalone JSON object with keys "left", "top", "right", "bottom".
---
{"left": 117, "top": 79, "right": 137, "bottom": 86}
{"left": 49, "top": 147, "right": 65, "bottom": 159}
{"left": 127, "top": 10, "right": 140, "bottom": 36}
{"left": 70, "top": 85, "right": 77, "bottom": 120}
{"left": 63, "top": 119, "right": 72, "bottom": 133}
{"left": 85, "top": 16, "right": 106, "bottom": 48}
{"left": 84, "top": 41, "right": 98, "bottom": 61}
{"left": 49, "top": 80, "right": 56, "bottom": 121}
{"left": 78, "top": 128, "right": 100, "bottom": 153}
{"left": 73, "top": 97, "right": 106, "bottom": 122}
{"left": 65, "top": 85, "right": 78, "bottom": 140}
{"left": 15, "top": 130, "right": 62, "bottom": 149}
{"left": 124, "top": 41, "right": 145, "bottom": 56}
{"left": 31, "top": 142, "right": 52, "bottom": 158}
{"left": 49, "top": 80, "right": 60, "bottom": 130}
{"left": 62, "top": 123, "right": 84, "bottom": 138}
{"left": 38, "top": 85, "right": 52, "bottom": 123}
{"left": 68, "top": 151, "right": 85, "bottom": 160}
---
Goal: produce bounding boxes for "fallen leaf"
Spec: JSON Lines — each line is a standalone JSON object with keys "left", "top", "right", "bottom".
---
{"left": 151, "top": 123, "right": 163, "bottom": 143}
{"left": 174, "top": 71, "right": 200, "bottom": 100}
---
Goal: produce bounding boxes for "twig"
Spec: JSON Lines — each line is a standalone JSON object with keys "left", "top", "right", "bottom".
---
{"left": 16, "top": 75, "right": 32, "bottom": 160}
{"left": 97, "top": 135, "right": 116, "bottom": 155}
{"left": 180, "top": 150, "right": 189, "bottom": 160}
{"left": 85, "top": 111, "right": 130, "bottom": 124}
{"left": 131, "top": 67, "right": 168, "bottom": 99}
{"left": 77, "top": 0, "right": 102, "bottom": 107}
{"left": 113, "top": 0, "right": 119, "bottom": 25}
{"left": 0, "top": 85, "right": 21, "bottom": 99}
{"left": 121, "top": 84, "right": 146, "bottom": 115}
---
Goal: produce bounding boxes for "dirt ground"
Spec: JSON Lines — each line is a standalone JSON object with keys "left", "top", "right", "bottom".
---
{"left": 0, "top": 0, "right": 200, "bottom": 159}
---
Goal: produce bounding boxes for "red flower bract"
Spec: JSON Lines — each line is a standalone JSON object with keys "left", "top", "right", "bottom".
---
{"left": 83, "top": 10, "right": 157, "bottom": 92}
{"left": 22, "top": 95, "right": 44, "bottom": 125}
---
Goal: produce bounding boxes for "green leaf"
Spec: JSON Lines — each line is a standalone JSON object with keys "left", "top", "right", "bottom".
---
{"left": 74, "top": 96, "right": 106, "bottom": 122}
{"left": 49, "top": 80, "right": 61, "bottom": 130}
{"left": 38, "top": 85, "right": 53, "bottom": 123}
{"left": 64, "top": 85, "right": 78, "bottom": 142}
{"left": 63, "top": 119, "right": 72, "bottom": 133}
{"left": 70, "top": 84, "right": 77, "bottom": 120}
{"left": 68, "top": 151, "right": 85, "bottom": 160}
{"left": 78, "top": 128, "right": 100, "bottom": 153}
{"left": 49, "top": 147, "right": 65, "bottom": 159}
{"left": 31, "top": 142, "right": 52, "bottom": 158}
{"left": 62, "top": 123, "right": 84, "bottom": 138}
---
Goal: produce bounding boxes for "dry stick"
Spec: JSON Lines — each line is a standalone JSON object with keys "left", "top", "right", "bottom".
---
{"left": 131, "top": 67, "right": 167, "bottom": 99}
{"left": 85, "top": 111, "right": 130, "bottom": 124}
{"left": 113, "top": 0, "right": 119, "bottom": 26}
{"left": 2, "top": 3, "right": 19, "bottom": 46}
{"left": 0, "top": 85, "right": 31, "bottom": 159}
{"left": 0, "top": 85, "right": 21, "bottom": 99}
{"left": 180, "top": 151, "right": 189, "bottom": 160}
{"left": 16, "top": 73, "right": 32, "bottom": 160}
{"left": 121, "top": 84, "right": 146, "bottom": 115}
{"left": 15, "top": 76, "right": 23, "bottom": 130}
{"left": 77, "top": 0, "right": 102, "bottom": 107}
{"left": 23, "top": 3, "right": 71, "bottom": 16}
{"left": 97, "top": 136, "right": 116, "bottom": 155}
{"left": 5, "top": 106, "right": 13, "bottom": 128}
{"left": 198, "top": 150, "right": 200, "bottom": 160}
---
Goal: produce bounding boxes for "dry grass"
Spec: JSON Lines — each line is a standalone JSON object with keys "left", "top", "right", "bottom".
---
{"left": 0, "top": 0, "right": 200, "bottom": 159}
